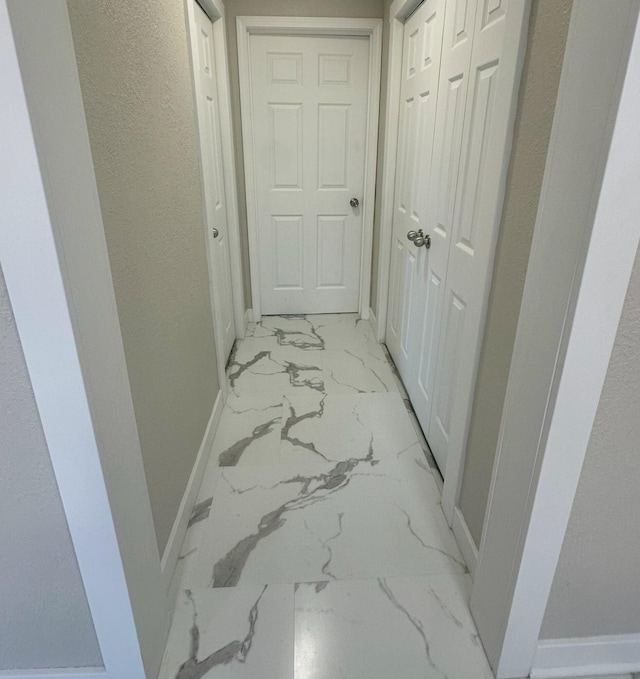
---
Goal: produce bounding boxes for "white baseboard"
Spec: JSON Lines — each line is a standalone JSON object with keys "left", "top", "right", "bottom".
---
{"left": 160, "top": 388, "right": 225, "bottom": 592}
{"left": 368, "top": 306, "right": 377, "bottom": 337}
{"left": 531, "top": 634, "right": 640, "bottom": 678}
{"left": 0, "top": 671, "right": 104, "bottom": 678}
{"left": 452, "top": 506, "right": 479, "bottom": 579}
{"left": 244, "top": 308, "right": 253, "bottom": 328}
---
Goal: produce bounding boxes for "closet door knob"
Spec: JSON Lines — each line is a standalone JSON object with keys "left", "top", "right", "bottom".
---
{"left": 407, "top": 230, "right": 419, "bottom": 241}
{"left": 350, "top": 197, "right": 360, "bottom": 208}
{"left": 212, "top": 228, "right": 219, "bottom": 239}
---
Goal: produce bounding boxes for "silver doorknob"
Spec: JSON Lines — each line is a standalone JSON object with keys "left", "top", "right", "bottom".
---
{"left": 413, "top": 233, "right": 432, "bottom": 249}
{"left": 212, "top": 228, "right": 219, "bottom": 239}
{"left": 350, "top": 198, "right": 359, "bottom": 208}
{"left": 407, "top": 230, "right": 418, "bottom": 241}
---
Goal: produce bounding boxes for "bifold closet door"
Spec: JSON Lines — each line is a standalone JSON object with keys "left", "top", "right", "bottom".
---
{"left": 387, "top": 0, "right": 528, "bottom": 477}
{"left": 426, "top": 0, "right": 520, "bottom": 475}
{"left": 386, "top": 0, "right": 446, "bottom": 387}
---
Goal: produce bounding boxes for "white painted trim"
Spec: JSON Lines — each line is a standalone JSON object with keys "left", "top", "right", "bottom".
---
{"left": 160, "top": 388, "right": 224, "bottom": 590}
{"left": 0, "top": 671, "right": 104, "bottom": 678}
{"left": 236, "top": 16, "right": 383, "bottom": 321}
{"left": 244, "top": 307, "right": 254, "bottom": 328}
{"left": 368, "top": 305, "right": 377, "bottom": 338}
{"left": 452, "top": 506, "right": 478, "bottom": 579}
{"left": 470, "top": 4, "right": 640, "bottom": 677}
{"left": 0, "top": 2, "right": 165, "bottom": 676}
{"left": 531, "top": 634, "right": 640, "bottom": 679}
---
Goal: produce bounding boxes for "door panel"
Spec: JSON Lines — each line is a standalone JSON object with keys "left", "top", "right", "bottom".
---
{"left": 386, "top": 0, "right": 446, "bottom": 397}
{"left": 386, "top": 0, "right": 526, "bottom": 482}
{"left": 194, "top": 4, "right": 235, "bottom": 362}
{"left": 427, "top": 0, "right": 514, "bottom": 475}
{"left": 249, "top": 35, "right": 370, "bottom": 314}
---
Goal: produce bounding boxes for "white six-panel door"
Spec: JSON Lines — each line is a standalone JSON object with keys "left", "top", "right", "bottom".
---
{"left": 430, "top": 0, "right": 525, "bottom": 486}
{"left": 386, "top": 0, "right": 446, "bottom": 386}
{"left": 194, "top": 3, "right": 235, "bottom": 363}
{"left": 248, "top": 34, "right": 370, "bottom": 315}
{"left": 387, "top": 0, "right": 527, "bottom": 476}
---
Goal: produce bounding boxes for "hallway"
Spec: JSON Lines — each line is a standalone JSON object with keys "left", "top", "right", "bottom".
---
{"left": 159, "top": 314, "right": 493, "bottom": 679}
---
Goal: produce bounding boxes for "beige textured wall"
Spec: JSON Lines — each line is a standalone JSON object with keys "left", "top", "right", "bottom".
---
{"left": 0, "top": 266, "right": 102, "bottom": 670}
{"left": 67, "top": 0, "right": 219, "bottom": 554}
{"left": 458, "top": 0, "right": 573, "bottom": 546}
{"left": 224, "top": 0, "right": 385, "bottom": 307}
{"left": 541, "top": 246, "right": 640, "bottom": 639}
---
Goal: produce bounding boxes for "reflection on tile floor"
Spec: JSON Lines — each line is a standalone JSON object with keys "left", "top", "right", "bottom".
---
{"left": 158, "top": 314, "right": 491, "bottom": 679}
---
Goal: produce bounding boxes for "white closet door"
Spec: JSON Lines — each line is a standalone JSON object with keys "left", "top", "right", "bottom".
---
{"left": 248, "top": 34, "right": 370, "bottom": 315}
{"left": 194, "top": 3, "right": 235, "bottom": 362}
{"left": 386, "top": 0, "right": 528, "bottom": 480}
{"left": 409, "top": 0, "right": 477, "bottom": 442}
{"left": 428, "top": 0, "right": 526, "bottom": 475}
{"left": 386, "top": 0, "right": 446, "bottom": 385}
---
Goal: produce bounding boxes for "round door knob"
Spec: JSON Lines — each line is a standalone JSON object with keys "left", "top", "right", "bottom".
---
{"left": 350, "top": 197, "right": 359, "bottom": 208}
{"left": 212, "top": 228, "right": 219, "bottom": 239}
{"left": 412, "top": 233, "right": 432, "bottom": 249}
{"left": 407, "top": 230, "right": 418, "bottom": 241}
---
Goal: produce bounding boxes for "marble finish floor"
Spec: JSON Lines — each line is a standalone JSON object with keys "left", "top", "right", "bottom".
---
{"left": 159, "top": 314, "right": 492, "bottom": 679}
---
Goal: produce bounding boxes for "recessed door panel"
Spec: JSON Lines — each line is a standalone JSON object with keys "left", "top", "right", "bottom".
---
{"left": 269, "top": 104, "right": 303, "bottom": 190}
{"left": 273, "top": 216, "right": 304, "bottom": 289}
{"left": 317, "top": 215, "right": 347, "bottom": 288}
{"left": 318, "top": 105, "right": 349, "bottom": 190}
{"left": 456, "top": 61, "right": 499, "bottom": 255}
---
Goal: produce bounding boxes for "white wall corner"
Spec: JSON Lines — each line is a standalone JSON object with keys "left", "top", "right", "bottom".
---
{"left": 244, "top": 308, "right": 253, "bottom": 328}
{"left": 452, "top": 506, "right": 478, "bottom": 579}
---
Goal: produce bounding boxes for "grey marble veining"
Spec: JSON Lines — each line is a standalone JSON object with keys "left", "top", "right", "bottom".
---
{"left": 188, "top": 498, "right": 213, "bottom": 528}
{"left": 174, "top": 587, "right": 265, "bottom": 678}
{"left": 158, "top": 314, "right": 492, "bottom": 679}
{"left": 159, "top": 585, "right": 293, "bottom": 679}
{"left": 211, "top": 448, "right": 379, "bottom": 588}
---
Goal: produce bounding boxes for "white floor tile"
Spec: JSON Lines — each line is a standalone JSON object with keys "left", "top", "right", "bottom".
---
{"left": 212, "top": 395, "right": 283, "bottom": 467}
{"left": 161, "top": 313, "right": 491, "bottom": 679}
{"left": 322, "top": 348, "right": 398, "bottom": 394}
{"left": 279, "top": 391, "right": 419, "bottom": 464}
{"left": 184, "top": 450, "right": 464, "bottom": 590}
{"left": 159, "top": 585, "right": 294, "bottom": 679}
{"left": 228, "top": 338, "right": 324, "bottom": 398}
{"left": 294, "top": 573, "right": 493, "bottom": 679}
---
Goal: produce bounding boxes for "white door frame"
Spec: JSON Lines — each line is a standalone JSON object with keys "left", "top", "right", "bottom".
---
{"left": 185, "top": 0, "right": 246, "bottom": 388}
{"left": 376, "top": 0, "right": 530, "bottom": 524}
{"left": 1, "top": 1, "right": 168, "bottom": 676}
{"left": 471, "top": 3, "right": 640, "bottom": 677}
{"left": 236, "top": 16, "right": 383, "bottom": 321}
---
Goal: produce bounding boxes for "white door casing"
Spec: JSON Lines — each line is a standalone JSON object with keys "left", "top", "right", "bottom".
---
{"left": 385, "top": 0, "right": 530, "bottom": 517}
{"left": 193, "top": 1, "right": 235, "bottom": 364}
{"left": 248, "top": 34, "right": 369, "bottom": 315}
{"left": 237, "top": 17, "right": 383, "bottom": 320}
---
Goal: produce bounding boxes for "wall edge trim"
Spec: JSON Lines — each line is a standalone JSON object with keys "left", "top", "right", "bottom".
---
{"left": 160, "top": 389, "right": 225, "bottom": 591}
